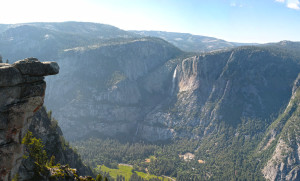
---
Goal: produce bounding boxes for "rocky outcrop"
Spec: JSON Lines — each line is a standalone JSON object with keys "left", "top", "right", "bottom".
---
{"left": 0, "top": 58, "right": 59, "bottom": 181}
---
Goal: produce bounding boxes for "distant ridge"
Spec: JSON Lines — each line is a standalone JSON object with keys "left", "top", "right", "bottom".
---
{"left": 131, "top": 30, "right": 256, "bottom": 52}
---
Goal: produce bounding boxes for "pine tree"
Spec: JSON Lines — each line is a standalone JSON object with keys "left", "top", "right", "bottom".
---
{"left": 22, "top": 131, "right": 48, "bottom": 176}
{"left": 96, "top": 174, "right": 103, "bottom": 181}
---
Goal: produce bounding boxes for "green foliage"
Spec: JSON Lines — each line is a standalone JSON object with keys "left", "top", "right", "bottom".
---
{"left": 96, "top": 174, "right": 103, "bottom": 181}
{"left": 116, "top": 174, "right": 125, "bottom": 181}
{"left": 22, "top": 131, "right": 48, "bottom": 175}
{"left": 129, "top": 172, "right": 141, "bottom": 181}
{"left": 47, "top": 155, "right": 56, "bottom": 167}
{"left": 72, "top": 118, "right": 271, "bottom": 180}
{"left": 129, "top": 172, "right": 164, "bottom": 181}
{"left": 97, "top": 165, "right": 167, "bottom": 181}
{"left": 107, "top": 71, "right": 127, "bottom": 87}
{"left": 47, "top": 110, "right": 52, "bottom": 120}
{"left": 100, "top": 165, "right": 132, "bottom": 180}
{"left": 98, "top": 165, "right": 132, "bottom": 180}
{"left": 11, "top": 174, "right": 20, "bottom": 181}
{"left": 59, "top": 135, "right": 70, "bottom": 151}
{"left": 22, "top": 131, "right": 94, "bottom": 180}
{"left": 73, "top": 138, "right": 159, "bottom": 167}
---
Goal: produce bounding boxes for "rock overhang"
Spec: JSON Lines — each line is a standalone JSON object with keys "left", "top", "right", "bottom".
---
{"left": 0, "top": 57, "right": 59, "bottom": 181}
{"left": 0, "top": 57, "right": 59, "bottom": 87}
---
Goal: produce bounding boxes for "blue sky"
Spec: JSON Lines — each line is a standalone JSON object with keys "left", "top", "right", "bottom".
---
{"left": 1, "top": 0, "right": 300, "bottom": 43}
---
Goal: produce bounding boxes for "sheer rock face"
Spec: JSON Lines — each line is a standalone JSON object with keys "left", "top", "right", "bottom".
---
{"left": 0, "top": 58, "right": 59, "bottom": 181}
{"left": 44, "top": 45, "right": 300, "bottom": 143}
{"left": 137, "top": 47, "right": 300, "bottom": 141}
{"left": 261, "top": 74, "right": 300, "bottom": 181}
{"left": 44, "top": 38, "right": 182, "bottom": 141}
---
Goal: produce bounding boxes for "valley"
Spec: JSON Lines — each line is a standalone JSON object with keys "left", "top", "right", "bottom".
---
{"left": 0, "top": 22, "right": 299, "bottom": 180}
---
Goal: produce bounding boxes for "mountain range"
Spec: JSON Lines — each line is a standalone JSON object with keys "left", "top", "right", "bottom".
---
{"left": 131, "top": 30, "right": 254, "bottom": 52}
{"left": 0, "top": 22, "right": 299, "bottom": 180}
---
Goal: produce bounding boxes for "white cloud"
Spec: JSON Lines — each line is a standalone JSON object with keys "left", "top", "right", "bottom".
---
{"left": 287, "top": 0, "right": 300, "bottom": 10}
{"left": 275, "top": 0, "right": 300, "bottom": 10}
{"left": 230, "top": 2, "right": 236, "bottom": 7}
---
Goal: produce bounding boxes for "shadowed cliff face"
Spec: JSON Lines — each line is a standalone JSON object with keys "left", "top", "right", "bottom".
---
{"left": 0, "top": 58, "right": 59, "bottom": 181}
{"left": 44, "top": 37, "right": 183, "bottom": 140}
{"left": 260, "top": 74, "right": 300, "bottom": 181}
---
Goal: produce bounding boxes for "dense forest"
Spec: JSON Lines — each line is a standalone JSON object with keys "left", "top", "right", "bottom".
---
{"left": 71, "top": 118, "right": 272, "bottom": 180}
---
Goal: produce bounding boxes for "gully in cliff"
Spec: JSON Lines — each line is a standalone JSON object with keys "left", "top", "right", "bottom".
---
{"left": 0, "top": 58, "right": 59, "bottom": 181}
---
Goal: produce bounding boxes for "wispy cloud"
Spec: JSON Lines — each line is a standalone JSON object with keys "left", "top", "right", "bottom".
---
{"left": 276, "top": 0, "right": 300, "bottom": 10}
{"left": 287, "top": 0, "right": 300, "bottom": 9}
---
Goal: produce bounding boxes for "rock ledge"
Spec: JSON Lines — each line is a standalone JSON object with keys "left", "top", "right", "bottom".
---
{"left": 0, "top": 58, "right": 59, "bottom": 181}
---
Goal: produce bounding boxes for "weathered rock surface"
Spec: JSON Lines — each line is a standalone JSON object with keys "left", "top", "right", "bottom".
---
{"left": 45, "top": 43, "right": 300, "bottom": 143}
{"left": 137, "top": 47, "right": 300, "bottom": 141}
{"left": 0, "top": 58, "right": 58, "bottom": 181}
{"left": 13, "top": 58, "right": 59, "bottom": 76}
{"left": 261, "top": 74, "right": 300, "bottom": 181}
{"left": 44, "top": 37, "right": 182, "bottom": 140}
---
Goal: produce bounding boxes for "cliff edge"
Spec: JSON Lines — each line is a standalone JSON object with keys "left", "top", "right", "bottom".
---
{"left": 0, "top": 58, "right": 59, "bottom": 181}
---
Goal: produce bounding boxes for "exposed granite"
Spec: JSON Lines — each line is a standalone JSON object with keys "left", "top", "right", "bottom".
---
{"left": 261, "top": 74, "right": 300, "bottom": 181}
{"left": 0, "top": 58, "right": 59, "bottom": 181}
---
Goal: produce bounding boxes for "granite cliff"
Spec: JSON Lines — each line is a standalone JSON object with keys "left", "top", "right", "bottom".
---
{"left": 0, "top": 58, "right": 58, "bottom": 180}
{"left": 44, "top": 37, "right": 184, "bottom": 141}
{"left": 260, "top": 74, "right": 300, "bottom": 181}
{"left": 0, "top": 58, "right": 92, "bottom": 180}
{"left": 137, "top": 46, "right": 300, "bottom": 141}
{"left": 44, "top": 44, "right": 300, "bottom": 143}
{"left": 1, "top": 22, "right": 300, "bottom": 180}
